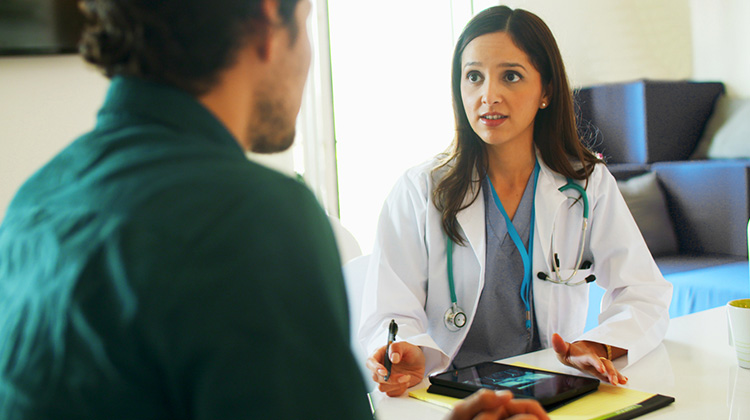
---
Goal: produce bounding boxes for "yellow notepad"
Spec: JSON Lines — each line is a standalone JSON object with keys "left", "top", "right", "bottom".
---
{"left": 408, "top": 363, "right": 665, "bottom": 420}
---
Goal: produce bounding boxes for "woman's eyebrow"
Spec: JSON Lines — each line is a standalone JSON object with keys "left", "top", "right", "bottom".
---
{"left": 462, "top": 61, "right": 527, "bottom": 71}
{"left": 498, "top": 62, "right": 527, "bottom": 71}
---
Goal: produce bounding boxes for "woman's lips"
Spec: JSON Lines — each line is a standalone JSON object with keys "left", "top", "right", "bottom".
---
{"left": 480, "top": 113, "right": 508, "bottom": 127}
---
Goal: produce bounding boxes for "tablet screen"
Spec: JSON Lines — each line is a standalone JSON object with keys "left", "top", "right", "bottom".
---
{"left": 430, "top": 362, "right": 599, "bottom": 407}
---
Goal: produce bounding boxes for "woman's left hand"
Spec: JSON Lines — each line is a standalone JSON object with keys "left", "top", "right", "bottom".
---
{"left": 551, "top": 333, "right": 627, "bottom": 386}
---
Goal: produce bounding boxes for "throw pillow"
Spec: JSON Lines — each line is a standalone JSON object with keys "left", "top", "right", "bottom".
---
{"left": 691, "top": 94, "right": 731, "bottom": 159}
{"left": 616, "top": 172, "right": 679, "bottom": 257}
{"left": 706, "top": 98, "right": 750, "bottom": 158}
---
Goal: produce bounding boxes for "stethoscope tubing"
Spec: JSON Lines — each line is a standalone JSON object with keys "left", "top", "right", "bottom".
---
{"left": 548, "top": 216, "right": 589, "bottom": 285}
{"left": 443, "top": 177, "right": 591, "bottom": 331}
{"left": 446, "top": 234, "right": 458, "bottom": 304}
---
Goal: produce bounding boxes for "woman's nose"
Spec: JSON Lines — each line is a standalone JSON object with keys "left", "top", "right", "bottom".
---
{"left": 481, "top": 79, "right": 503, "bottom": 104}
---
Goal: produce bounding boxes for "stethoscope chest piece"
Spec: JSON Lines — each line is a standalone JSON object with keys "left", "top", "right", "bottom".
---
{"left": 444, "top": 302, "right": 467, "bottom": 331}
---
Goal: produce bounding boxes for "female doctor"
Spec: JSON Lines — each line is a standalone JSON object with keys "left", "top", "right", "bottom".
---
{"left": 359, "top": 5, "right": 672, "bottom": 397}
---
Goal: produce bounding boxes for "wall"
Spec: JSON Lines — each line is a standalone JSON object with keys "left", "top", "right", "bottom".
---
{"left": 502, "top": 0, "right": 693, "bottom": 88}
{"left": 0, "top": 55, "right": 109, "bottom": 222}
{"left": 504, "top": 0, "right": 750, "bottom": 97}
{"left": 690, "top": 0, "right": 750, "bottom": 97}
{"left": 0, "top": 54, "right": 297, "bottom": 223}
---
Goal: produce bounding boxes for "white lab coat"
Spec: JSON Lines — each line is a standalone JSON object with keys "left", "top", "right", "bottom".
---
{"left": 359, "top": 155, "right": 672, "bottom": 376}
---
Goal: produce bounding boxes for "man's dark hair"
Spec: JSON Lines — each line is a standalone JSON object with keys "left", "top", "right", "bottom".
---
{"left": 79, "top": 0, "right": 301, "bottom": 96}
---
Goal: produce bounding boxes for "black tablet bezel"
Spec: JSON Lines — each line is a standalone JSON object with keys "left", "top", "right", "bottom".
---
{"left": 428, "top": 362, "right": 599, "bottom": 409}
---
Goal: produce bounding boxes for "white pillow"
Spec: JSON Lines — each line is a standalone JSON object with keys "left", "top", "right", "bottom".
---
{"left": 616, "top": 172, "right": 679, "bottom": 256}
{"left": 691, "top": 94, "right": 731, "bottom": 159}
{"left": 705, "top": 98, "right": 750, "bottom": 159}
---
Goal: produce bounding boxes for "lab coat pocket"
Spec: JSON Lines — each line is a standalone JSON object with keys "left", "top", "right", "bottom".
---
{"left": 536, "top": 268, "right": 594, "bottom": 339}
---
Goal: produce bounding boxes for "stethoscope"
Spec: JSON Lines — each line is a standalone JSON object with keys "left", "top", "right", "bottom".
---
{"left": 443, "top": 165, "right": 592, "bottom": 332}
{"left": 536, "top": 181, "right": 595, "bottom": 286}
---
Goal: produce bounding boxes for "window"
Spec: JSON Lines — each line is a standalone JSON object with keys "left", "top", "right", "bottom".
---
{"left": 328, "top": 0, "right": 464, "bottom": 253}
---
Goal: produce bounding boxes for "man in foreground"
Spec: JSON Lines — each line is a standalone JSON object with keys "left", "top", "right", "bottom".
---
{"left": 0, "top": 1, "right": 547, "bottom": 418}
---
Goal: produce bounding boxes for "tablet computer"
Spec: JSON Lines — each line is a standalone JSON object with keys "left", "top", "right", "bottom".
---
{"left": 428, "top": 362, "right": 599, "bottom": 409}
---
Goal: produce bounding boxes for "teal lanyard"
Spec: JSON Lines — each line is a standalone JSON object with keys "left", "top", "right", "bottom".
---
{"left": 487, "top": 162, "right": 540, "bottom": 329}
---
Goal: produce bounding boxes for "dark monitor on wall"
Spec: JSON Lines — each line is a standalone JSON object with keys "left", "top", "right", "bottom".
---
{"left": 0, "top": 0, "right": 85, "bottom": 56}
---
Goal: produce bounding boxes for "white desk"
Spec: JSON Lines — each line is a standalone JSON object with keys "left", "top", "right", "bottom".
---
{"left": 372, "top": 306, "right": 750, "bottom": 419}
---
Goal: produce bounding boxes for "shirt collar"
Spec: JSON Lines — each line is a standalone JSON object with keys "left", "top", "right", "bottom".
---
{"left": 96, "top": 76, "right": 244, "bottom": 155}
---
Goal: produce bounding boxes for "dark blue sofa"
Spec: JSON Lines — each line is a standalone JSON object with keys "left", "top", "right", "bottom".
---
{"left": 576, "top": 80, "right": 750, "bottom": 330}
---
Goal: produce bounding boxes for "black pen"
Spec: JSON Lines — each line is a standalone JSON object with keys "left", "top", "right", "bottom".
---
{"left": 383, "top": 319, "right": 398, "bottom": 381}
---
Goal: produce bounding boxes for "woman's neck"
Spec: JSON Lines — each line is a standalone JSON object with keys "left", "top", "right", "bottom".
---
{"left": 485, "top": 141, "right": 536, "bottom": 220}
{"left": 486, "top": 141, "right": 536, "bottom": 189}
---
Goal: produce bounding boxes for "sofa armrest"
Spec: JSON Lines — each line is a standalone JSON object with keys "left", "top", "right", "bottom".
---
{"left": 577, "top": 80, "right": 724, "bottom": 163}
{"left": 652, "top": 160, "right": 750, "bottom": 257}
{"left": 605, "top": 163, "right": 650, "bottom": 181}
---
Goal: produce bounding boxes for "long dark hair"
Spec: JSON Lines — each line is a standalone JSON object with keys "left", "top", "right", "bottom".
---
{"left": 433, "top": 5, "right": 601, "bottom": 245}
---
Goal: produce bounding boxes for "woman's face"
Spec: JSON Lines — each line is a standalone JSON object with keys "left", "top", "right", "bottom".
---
{"left": 460, "top": 31, "right": 548, "bottom": 150}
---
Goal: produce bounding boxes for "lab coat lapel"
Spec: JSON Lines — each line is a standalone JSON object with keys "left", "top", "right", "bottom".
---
{"left": 534, "top": 161, "right": 568, "bottom": 269}
{"left": 456, "top": 183, "right": 486, "bottom": 267}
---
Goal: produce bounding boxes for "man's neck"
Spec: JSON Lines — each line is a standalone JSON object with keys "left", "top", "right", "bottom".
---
{"left": 198, "top": 45, "right": 261, "bottom": 151}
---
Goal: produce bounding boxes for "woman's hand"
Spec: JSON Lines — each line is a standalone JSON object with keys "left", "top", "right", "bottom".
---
{"left": 366, "top": 341, "right": 426, "bottom": 397}
{"left": 551, "top": 333, "right": 627, "bottom": 385}
{"left": 446, "top": 389, "right": 549, "bottom": 420}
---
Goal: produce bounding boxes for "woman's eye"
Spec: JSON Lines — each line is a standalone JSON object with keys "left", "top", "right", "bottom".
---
{"left": 466, "top": 71, "right": 482, "bottom": 83}
{"left": 505, "top": 72, "right": 522, "bottom": 83}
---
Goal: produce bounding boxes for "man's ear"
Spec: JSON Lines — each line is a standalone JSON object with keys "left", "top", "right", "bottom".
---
{"left": 256, "top": 0, "right": 280, "bottom": 61}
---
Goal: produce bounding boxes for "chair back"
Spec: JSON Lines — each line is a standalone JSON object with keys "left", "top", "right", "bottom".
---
{"left": 343, "top": 254, "right": 371, "bottom": 380}
{"left": 328, "top": 216, "right": 362, "bottom": 265}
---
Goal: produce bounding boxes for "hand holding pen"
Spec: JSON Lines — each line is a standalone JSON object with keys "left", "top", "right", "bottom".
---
{"left": 383, "top": 319, "right": 398, "bottom": 381}
{"left": 365, "top": 319, "right": 427, "bottom": 397}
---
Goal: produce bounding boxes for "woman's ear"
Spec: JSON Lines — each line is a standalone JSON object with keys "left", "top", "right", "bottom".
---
{"left": 540, "top": 84, "right": 552, "bottom": 109}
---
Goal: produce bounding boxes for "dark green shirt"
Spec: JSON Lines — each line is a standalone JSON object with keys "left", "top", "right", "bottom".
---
{"left": 0, "top": 77, "right": 371, "bottom": 419}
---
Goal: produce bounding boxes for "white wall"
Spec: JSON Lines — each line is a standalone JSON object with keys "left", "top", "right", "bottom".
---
{"left": 502, "top": 0, "right": 693, "bottom": 88}
{"left": 504, "top": 0, "right": 750, "bottom": 97}
{"left": 690, "top": 0, "right": 750, "bottom": 97}
{"left": 0, "top": 54, "right": 301, "bottom": 225}
{"left": 0, "top": 55, "right": 109, "bottom": 222}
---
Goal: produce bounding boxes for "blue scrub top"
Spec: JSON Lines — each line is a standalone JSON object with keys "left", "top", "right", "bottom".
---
{"left": 452, "top": 175, "right": 542, "bottom": 368}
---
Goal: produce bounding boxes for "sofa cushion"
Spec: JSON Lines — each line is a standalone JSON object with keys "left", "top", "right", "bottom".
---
{"left": 652, "top": 160, "right": 750, "bottom": 257}
{"left": 666, "top": 261, "right": 750, "bottom": 318}
{"left": 585, "top": 260, "right": 749, "bottom": 331}
{"left": 616, "top": 172, "right": 679, "bottom": 256}
{"left": 655, "top": 253, "right": 747, "bottom": 276}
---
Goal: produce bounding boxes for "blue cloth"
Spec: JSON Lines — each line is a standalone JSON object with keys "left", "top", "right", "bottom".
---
{"left": 585, "top": 261, "right": 750, "bottom": 331}
{"left": 0, "top": 77, "right": 371, "bottom": 419}
{"left": 667, "top": 261, "right": 750, "bottom": 318}
{"left": 452, "top": 176, "right": 541, "bottom": 368}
